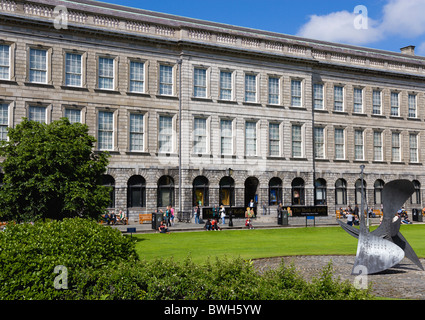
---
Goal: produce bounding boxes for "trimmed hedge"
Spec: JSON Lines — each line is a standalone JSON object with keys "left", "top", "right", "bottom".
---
{"left": 0, "top": 218, "right": 137, "bottom": 299}
{"left": 0, "top": 219, "right": 373, "bottom": 300}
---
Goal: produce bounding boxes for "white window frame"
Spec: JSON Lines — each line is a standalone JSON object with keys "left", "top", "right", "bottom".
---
{"left": 408, "top": 93, "right": 417, "bottom": 119}
{"left": 354, "top": 129, "right": 364, "bottom": 160}
{"left": 244, "top": 73, "right": 258, "bottom": 103}
{"left": 314, "top": 126, "right": 325, "bottom": 159}
{"left": 129, "top": 59, "right": 146, "bottom": 94}
{"left": 193, "top": 117, "right": 209, "bottom": 154}
{"left": 334, "top": 85, "right": 344, "bottom": 112}
{"left": 220, "top": 118, "right": 234, "bottom": 155}
{"left": 268, "top": 76, "right": 280, "bottom": 105}
{"left": 159, "top": 63, "right": 175, "bottom": 96}
{"left": 28, "top": 47, "right": 51, "bottom": 84}
{"left": 0, "top": 44, "right": 11, "bottom": 81}
{"left": 64, "top": 51, "right": 83, "bottom": 87}
{"left": 409, "top": 133, "right": 419, "bottom": 163}
{"left": 97, "top": 56, "right": 116, "bottom": 91}
{"left": 291, "top": 79, "right": 302, "bottom": 107}
{"left": 372, "top": 90, "right": 382, "bottom": 115}
{"left": 97, "top": 110, "right": 115, "bottom": 151}
{"left": 0, "top": 102, "right": 10, "bottom": 141}
{"left": 373, "top": 131, "right": 383, "bottom": 161}
{"left": 334, "top": 127, "right": 345, "bottom": 160}
{"left": 129, "top": 112, "right": 146, "bottom": 152}
{"left": 291, "top": 124, "right": 303, "bottom": 158}
{"left": 391, "top": 131, "right": 401, "bottom": 162}
{"left": 269, "top": 122, "right": 281, "bottom": 156}
{"left": 219, "top": 70, "right": 234, "bottom": 101}
{"left": 193, "top": 67, "right": 209, "bottom": 99}
{"left": 390, "top": 91, "right": 400, "bottom": 117}
{"left": 245, "top": 121, "right": 258, "bottom": 156}
{"left": 353, "top": 87, "right": 363, "bottom": 113}
{"left": 313, "top": 83, "right": 324, "bottom": 110}
{"left": 158, "top": 114, "right": 175, "bottom": 153}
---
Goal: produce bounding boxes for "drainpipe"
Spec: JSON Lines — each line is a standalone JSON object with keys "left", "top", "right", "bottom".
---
{"left": 177, "top": 58, "right": 182, "bottom": 215}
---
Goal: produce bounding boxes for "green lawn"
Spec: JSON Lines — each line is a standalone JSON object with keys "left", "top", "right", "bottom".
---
{"left": 133, "top": 224, "right": 425, "bottom": 263}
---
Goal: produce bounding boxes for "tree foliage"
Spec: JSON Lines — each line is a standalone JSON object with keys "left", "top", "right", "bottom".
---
{"left": 0, "top": 118, "right": 110, "bottom": 222}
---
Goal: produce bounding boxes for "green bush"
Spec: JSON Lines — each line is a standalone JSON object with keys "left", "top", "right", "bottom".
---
{"left": 0, "top": 219, "right": 372, "bottom": 300}
{"left": 0, "top": 218, "right": 137, "bottom": 299}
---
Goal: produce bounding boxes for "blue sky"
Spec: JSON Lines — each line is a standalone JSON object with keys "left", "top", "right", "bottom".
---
{"left": 98, "top": 0, "right": 425, "bottom": 56}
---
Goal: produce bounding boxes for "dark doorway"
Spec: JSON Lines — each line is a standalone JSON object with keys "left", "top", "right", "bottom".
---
{"left": 244, "top": 177, "right": 259, "bottom": 206}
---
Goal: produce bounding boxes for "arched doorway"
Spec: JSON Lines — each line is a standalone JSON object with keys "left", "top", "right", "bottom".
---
{"left": 193, "top": 176, "right": 209, "bottom": 206}
{"left": 219, "top": 176, "right": 234, "bottom": 206}
{"left": 158, "top": 175, "right": 174, "bottom": 207}
{"left": 245, "top": 177, "right": 259, "bottom": 207}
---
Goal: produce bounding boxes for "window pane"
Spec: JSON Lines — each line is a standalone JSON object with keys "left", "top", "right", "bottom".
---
{"left": 0, "top": 103, "right": 8, "bottom": 141}
{"left": 29, "top": 48, "right": 47, "bottom": 83}
{"left": 98, "top": 111, "right": 113, "bottom": 150}
{"left": 130, "top": 113, "right": 144, "bottom": 151}
{"left": 372, "top": 90, "right": 381, "bottom": 115}
{"left": 220, "top": 119, "right": 232, "bottom": 155}
{"left": 65, "top": 108, "right": 81, "bottom": 124}
{"left": 0, "top": 45, "right": 10, "bottom": 80}
{"left": 268, "top": 77, "right": 279, "bottom": 105}
{"left": 269, "top": 123, "right": 280, "bottom": 156}
{"left": 194, "top": 118, "right": 207, "bottom": 153}
{"left": 245, "top": 74, "right": 256, "bottom": 102}
{"left": 129, "top": 61, "right": 145, "bottom": 93}
{"left": 245, "top": 122, "right": 256, "bottom": 155}
{"left": 314, "top": 127, "right": 324, "bottom": 159}
{"left": 29, "top": 106, "right": 46, "bottom": 124}
{"left": 65, "top": 53, "right": 82, "bottom": 87}
{"left": 353, "top": 88, "right": 363, "bottom": 113}
{"left": 159, "top": 116, "right": 173, "bottom": 152}
{"left": 160, "top": 65, "right": 173, "bottom": 95}
{"left": 334, "top": 128, "right": 344, "bottom": 159}
{"left": 313, "top": 83, "right": 323, "bottom": 109}
{"left": 220, "top": 71, "right": 232, "bottom": 100}
{"left": 194, "top": 68, "right": 207, "bottom": 98}
{"left": 98, "top": 57, "right": 114, "bottom": 90}
{"left": 391, "top": 92, "right": 399, "bottom": 116}
{"left": 292, "top": 125, "right": 302, "bottom": 157}
{"left": 334, "top": 86, "right": 343, "bottom": 111}
{"left": 291, "top": 80, "right": 301, "bottom": 107}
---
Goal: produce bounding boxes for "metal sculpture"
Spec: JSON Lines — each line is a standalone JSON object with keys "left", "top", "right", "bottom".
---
{"left": 338, "top": 166, "right": 424, "bottom": 275}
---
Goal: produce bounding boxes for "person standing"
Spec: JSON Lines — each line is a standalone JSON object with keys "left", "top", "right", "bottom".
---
{"left": 220, "top": 205, "right": 226, "bottom": 224}
{"left": 194, "top": 205, "right": 200, "bottom": 224}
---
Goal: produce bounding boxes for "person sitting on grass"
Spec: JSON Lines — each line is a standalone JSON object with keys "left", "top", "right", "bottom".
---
{"left": 204, "top": 219, "right": 212, "bottom": 231}
{"left": 158, "top": 220, "right": 170, "bottom": 234}
{"left": 245, "top": 218, "right": 254, "bottom": 229}
{"left": 211, "top": 219, "right": 221, "bottom": 231}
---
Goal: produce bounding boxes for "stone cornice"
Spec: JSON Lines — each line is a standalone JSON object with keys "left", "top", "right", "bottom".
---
{"left": 3, "top": 0, "right": 425, "bottom": 79}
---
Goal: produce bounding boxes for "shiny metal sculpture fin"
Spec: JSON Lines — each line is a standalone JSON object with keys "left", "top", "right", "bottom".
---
{"left": 339, "top": 170, "right": 423, "bottom": 275}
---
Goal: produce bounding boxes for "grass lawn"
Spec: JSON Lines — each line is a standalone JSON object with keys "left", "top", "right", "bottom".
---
{"left": 134, "top": 224, "right": 425, "bottom": 264}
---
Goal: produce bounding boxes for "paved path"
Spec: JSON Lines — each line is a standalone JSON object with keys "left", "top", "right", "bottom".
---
{"left": 253, "top": 255, "right": 425, "bottom": 300}
{"left": 110, "top": 216, "right": 384, "bottom": 233}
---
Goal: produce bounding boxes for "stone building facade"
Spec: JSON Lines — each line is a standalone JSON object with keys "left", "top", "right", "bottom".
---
{"left": 1, "top": 0, "right": 425, "bottom": 221}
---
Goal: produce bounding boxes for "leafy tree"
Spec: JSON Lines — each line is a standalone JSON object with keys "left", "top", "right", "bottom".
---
{"left": 0, "top": 118, "right": 110, "bottom": 222}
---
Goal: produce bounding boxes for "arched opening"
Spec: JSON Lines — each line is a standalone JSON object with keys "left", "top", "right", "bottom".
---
{"left": 127, "top": 175, "right": 146, "bottom": 208}
{"left": 269, "top": 177, "right": 282, "bottom": 205}
{"left": 291, "top": 178, "right": 305, "bottom": 205}
{"left": 193, "top": 176, "right": 209, "bottom": 206}
{"left": 158, "top": 175, "right": 174, "bottom": 207}
{"left": 219, "top": 176, "right": 234, "bottom": 206}
{"left": 244, "top": 176, "right": 259, "bottom": 206}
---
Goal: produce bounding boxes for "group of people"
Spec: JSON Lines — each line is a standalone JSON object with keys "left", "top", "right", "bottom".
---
{"left": 194, "top": 205, "right": 227, "bottom": 225}
{"left": 102, "top": 210, "right": 127, "bottom": 225}
{"left": 157, "top": 205, "right": 175, "bottom": 234}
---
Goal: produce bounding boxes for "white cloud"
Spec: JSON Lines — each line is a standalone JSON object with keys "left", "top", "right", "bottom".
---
{"left": 380, "top": 0, "right": 425, "bottom": 37}
{"left": 296, "top": 0, "right": 425, "bottom": 48}
{"left": 296, "top": 10, "right": 383, "bottom": 45}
